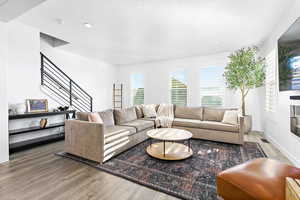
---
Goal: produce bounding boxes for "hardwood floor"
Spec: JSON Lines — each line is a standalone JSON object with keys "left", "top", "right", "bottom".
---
{"left": 0, "top": 132, "right": 291, "bottom": 200}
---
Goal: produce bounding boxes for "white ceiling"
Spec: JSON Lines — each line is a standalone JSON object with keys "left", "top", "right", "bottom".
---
{"left": 279, "top": 17, "right": 300, "bottom": 43}
{"left": 0, "top": 0, "right": 46, "bottom": 22}
{"left": 16, "top": 0, "right": 295, "bottom": 65}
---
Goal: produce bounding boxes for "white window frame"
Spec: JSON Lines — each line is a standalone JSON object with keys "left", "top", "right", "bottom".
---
{"left": 131, "top": 74, "right": 144, "bottom": 106}
{"left": 265, "top": 49, "right": 277, "bottom": 112}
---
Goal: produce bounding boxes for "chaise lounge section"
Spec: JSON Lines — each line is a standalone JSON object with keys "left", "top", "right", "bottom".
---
{"left": 65, "top": 105, "right": 250, "bottom": 163}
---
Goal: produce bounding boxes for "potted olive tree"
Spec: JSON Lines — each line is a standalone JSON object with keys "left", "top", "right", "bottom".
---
{"left": 224, "top": 47, "right": 266, "bottom": 132}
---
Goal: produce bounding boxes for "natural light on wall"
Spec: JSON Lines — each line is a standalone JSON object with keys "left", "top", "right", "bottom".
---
{"left": 170, "top": 70, "right": 187, "bottom": 106}
{"left": 131, "top": 74, "right": 144, "bottom": 105}
{"left": 265, "top": 49, "right": 277, "bottom": 112}
{"left": 199, "top": 66, "right": 225, "bottom": 106}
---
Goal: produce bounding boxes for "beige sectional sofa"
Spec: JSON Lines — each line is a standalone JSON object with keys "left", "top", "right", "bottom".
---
{"left": 65, "top": 107, "right": 154, "bottom": 163}
{"left": 65, "top": 105, "right": 250, "bottom": 163}
{"left": 172, "top": 106, "right": 248, "bottom": 145}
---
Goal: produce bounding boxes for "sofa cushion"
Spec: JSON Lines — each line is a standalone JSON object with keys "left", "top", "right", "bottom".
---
{"left": 98, "top": 109, "right": 115, "bottom": 126}
{"left": 173, "top": 118, "right": 239, "bottom": 132}
{"left": 222, "top": 110, "right": 238, "bottom": 125}
{"left": 77, "top": 112, "right": 89, "bottom": 121}
{"left": 88, "top": 112, "right": 103, "bottom": 123}
{"left": 142, "top": 104, "right": 157, "bottom": 118}
{"left": 135, "top": 105, "right": 144, "bottom": 118}
{"left": 203, "top": 108, "right": 238, "bottom": 122}
{"left": 142, "top": 117, "right": 157, "bottom": 122}
{"left": 175, "top": 106, "right": 203, "bottom": 120}
{"left": 155, "top": 104, "right": 160, "bottom": 112}
{"left": 104, "top": 125, "right": 136, "bottom": 144}
{"left": 120, "top": 119, "right": 154, "bottom": 132}
{"left": 114, "top": 107, "right": 137, "bottom": 124}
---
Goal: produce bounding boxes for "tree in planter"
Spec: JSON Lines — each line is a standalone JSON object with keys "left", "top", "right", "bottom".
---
{"left": 224, "top": 47, "right": 266, "bottom": 116}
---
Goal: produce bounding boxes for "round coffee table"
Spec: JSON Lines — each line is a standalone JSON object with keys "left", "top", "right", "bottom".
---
{"left": 146, "top": 128, "right": 193, "bottom": 160}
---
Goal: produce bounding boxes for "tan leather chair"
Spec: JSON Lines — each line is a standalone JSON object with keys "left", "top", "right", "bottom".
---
{"left": 217, "top": 158, "right": 300, "bottom": 200}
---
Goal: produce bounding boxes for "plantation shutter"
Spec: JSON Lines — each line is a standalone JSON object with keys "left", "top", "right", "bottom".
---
{"left": 131, "top": 74, "right": 144, "bottom": 105}
{"left": 200, "top": 67, "right": 225, "bottom": 106}
{"left": 133, "top": 88, "right": 144, "bottom": 105}
{"left": 170, "top": 71, "right": 187, "bottom": 106}
{"left": 265, "top": 49, "right": 277, "bottom": 112}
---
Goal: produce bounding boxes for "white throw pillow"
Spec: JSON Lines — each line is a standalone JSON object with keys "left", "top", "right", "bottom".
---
{"left": 142, "top": 104, "right": 157, "bottom": 118}
{"left": 222, "top": 110, "right": 238, "bottom": 125}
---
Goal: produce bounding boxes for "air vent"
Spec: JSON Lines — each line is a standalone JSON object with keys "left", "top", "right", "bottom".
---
{"left": 40, "top": 32, "right": 69, "bottom": 47}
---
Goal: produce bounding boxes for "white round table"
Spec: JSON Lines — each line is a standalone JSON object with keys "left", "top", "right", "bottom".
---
{"left": 146, "top": 128, "right": 193, "bottom": 160}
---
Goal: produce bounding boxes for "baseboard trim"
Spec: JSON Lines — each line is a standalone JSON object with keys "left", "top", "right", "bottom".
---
{"left": 265, "top": 134, "right": 300, "bottom": 167}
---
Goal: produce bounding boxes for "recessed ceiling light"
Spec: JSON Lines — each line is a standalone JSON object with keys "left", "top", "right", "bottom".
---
{"left": 54, "top": 18, "right": 64, "bottom": 25}
{"left": 83, "top": 22, "right": 93, "bottom": 28}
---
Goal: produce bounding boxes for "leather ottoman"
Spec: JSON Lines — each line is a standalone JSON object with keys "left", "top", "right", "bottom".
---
{"left": 217, "top": 158, "right": 300, "bottom": 200}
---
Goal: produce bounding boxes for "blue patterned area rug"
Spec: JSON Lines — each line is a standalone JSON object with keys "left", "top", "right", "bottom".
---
{"left": 57, "top": 139, "right": 266, "bottom": 200}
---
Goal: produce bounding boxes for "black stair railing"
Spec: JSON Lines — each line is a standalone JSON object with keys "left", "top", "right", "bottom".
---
{"left": 40, "top": 52, "right": 93, "bottom": 112}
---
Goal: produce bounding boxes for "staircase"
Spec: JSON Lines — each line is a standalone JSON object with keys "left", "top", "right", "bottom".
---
{"left": 40, "top": 53, "right": 93, "bottom": 112}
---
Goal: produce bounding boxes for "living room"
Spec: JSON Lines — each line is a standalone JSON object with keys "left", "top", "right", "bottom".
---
{"left": 1, "top": 0, "right": 300, "bottom": 199}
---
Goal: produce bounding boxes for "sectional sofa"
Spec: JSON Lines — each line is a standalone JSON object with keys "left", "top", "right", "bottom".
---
{"left": 65, "top": 105, "right": 250, "bottom": 163}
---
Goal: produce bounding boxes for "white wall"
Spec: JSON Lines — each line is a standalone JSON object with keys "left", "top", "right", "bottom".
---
{"left": 260, "top": 0, "right": 300, "bottom": 166}
{"left": 6, "top": 21, "right": 116, "bottom": 111}
{"left": 6, "top": 22, "right": 46, "bottom": 107}
{"left": 0, "top": 22, "right": 9, "bottom": 163}
{"left": 117, "top": 52, "right": 264, "bottom": 131}
{"left": 40, "top": 38, "right": 116, "bottom": 111}
{"left": 0, "top": 21, "right": 116, "bottom": 163}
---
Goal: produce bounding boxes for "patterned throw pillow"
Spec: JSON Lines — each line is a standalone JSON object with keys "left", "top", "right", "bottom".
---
{"left": 142, "top": 104, "right": 157, "bottom": 118}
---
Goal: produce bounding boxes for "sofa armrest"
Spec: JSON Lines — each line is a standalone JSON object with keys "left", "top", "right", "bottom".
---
{"left": 238, "top": 116, "right": 245, "bottom": 145}
{"left": 65, "top": 120, "right": 105, "bottom": 163}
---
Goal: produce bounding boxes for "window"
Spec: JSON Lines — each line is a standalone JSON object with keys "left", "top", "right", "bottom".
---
{"left": 265, "top": 49, "right": 277, "bottom": 112}
{"left": 170, "top": 70, "right": 187, "bottom": 106}
{"left": 131, "top": 74, "right": 144, "bottom": 105}
{"left": 199, "top": 66, "right": 225, "bottom": 106}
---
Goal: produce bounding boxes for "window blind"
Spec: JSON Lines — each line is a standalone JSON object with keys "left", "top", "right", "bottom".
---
{"left": 265, "top": 49, "right": 277, "bottom": 112}
{"left": 170, "top": 71, "right": 187, "bottom": 106}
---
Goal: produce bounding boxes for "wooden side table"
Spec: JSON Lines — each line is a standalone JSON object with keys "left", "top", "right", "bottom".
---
{"left": 286, "top": 177, "right": 300, "bottom": 200}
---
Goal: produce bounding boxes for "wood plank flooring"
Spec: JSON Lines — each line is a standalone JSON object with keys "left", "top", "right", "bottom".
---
{"left": 0, "top": 132, "right": 292, "bottom": 200}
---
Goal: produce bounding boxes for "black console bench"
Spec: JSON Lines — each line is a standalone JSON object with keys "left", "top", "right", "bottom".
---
{"left": 9, "top": 110, "right": 75, "bottom": 152}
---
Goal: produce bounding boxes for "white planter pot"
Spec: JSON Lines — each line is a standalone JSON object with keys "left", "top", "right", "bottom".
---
{"left": 243, "top": 115, "right": 252, "bottom": 134}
